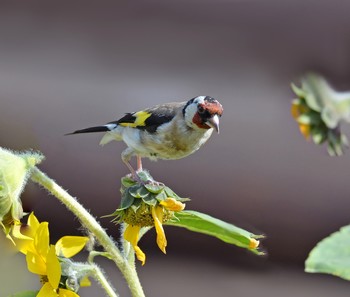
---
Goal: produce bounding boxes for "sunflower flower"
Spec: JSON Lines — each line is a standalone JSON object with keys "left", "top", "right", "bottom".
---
{"left": 291, "top": 73, "right": 350, "bottom": 155}
{"left": 13, "top": 213, "right": 89, "bottom": 296}
{"left": 110, "top": 172, "right": 187, "bottom": 265}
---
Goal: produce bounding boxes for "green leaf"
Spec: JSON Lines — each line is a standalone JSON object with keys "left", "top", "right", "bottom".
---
{"left": 327, "top": 130, "right": 344, "bottom": 156}
{"left": 164, "top": 186, "right": 181, "bottom": 198}
{"left": 141, "top": 193, "right": 158, "bottom": 206}
{"left": 291, "top": 83, "right": 306, "bottom": 99}
{"left": 301, "top": 73, "right": 326, "bottom": 112}
{"left": 128, "top": 185, "right": 140, "bottom": 198}
{"left": 130, "top": 198, "right": 142, "bottom": 211}
{"left": 7, "top": 291, "right": 38, "bottom": 297}
{"left": 137, "top": 186, "right": 150, "bottom": 198}
{"left": 164, "top": 186, "right": 190, "bottom": 202}
{"left": 144, "top": 183, "right": 164, "bottom": 194}
{"left": 297, "top": 113, "right": 320, "bottom": 125}
{"left": 305, "top": 225, "right": 350, "bottom": 280}
{"left": 166, "top": 210, "right": 264, "bottom": 254}
{"left": 312, "top": 129, "right": 326, "bottom": 145}
{"left": 341, "top": 134, "right": 349, "bottom": 147}
{"left": 128, "top": 185, "right": 149, "bottom": 198}
{"left": 155, "top": 191, "right": 167, "bottom": 201}
{"left": 137, "top": 170, "right": 154, "bottom": 183}
{"left": 119, "top": 188, "right": 135, "bottom": 210}
{"left": 121, "top": 176, "right": 136, "bottom": 187}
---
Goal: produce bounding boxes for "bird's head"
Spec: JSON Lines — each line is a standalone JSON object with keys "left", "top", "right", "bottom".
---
{"left": 183, "top": 96, "right": 223, "bottom": 133}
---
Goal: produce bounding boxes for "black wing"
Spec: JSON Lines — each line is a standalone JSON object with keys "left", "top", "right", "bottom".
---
{"left": 109, "top": 102, "right": 182, "bottom": 133}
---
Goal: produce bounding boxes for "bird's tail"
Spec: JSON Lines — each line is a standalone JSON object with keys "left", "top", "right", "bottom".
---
{"left": 66, "top": 124, "right": 119, "bottom": 146}
{"left": 66, "top": 125, "right": 114, "bottom": 135}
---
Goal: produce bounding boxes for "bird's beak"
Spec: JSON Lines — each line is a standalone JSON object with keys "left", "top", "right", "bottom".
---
{"left": 206, "top": 114, "right": 220, "bottom": 133}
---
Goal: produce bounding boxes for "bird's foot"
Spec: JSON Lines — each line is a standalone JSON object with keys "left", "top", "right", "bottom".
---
{"left": 128, "top": 170, "right": 164, "bottom": 186}
{"left": 143, "top": 179, "right": 164, "bottom": 187}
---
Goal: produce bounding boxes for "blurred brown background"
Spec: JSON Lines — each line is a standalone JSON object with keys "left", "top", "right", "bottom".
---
{"left": 1, "top": 1, "right": 350, "bottom": 296}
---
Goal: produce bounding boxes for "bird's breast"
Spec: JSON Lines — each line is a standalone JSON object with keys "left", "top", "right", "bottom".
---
{"left": 140, "top": 122, "right": 213, "bottom": 160}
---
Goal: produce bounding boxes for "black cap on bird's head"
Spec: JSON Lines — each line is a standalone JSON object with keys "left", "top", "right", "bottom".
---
{"left": 183, "top": 96, "right": 223, "bottom": 133}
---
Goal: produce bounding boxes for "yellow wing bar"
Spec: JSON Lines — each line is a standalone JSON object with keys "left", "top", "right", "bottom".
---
{"left": 118, "top": 111, "right": 152, "bottom": 128}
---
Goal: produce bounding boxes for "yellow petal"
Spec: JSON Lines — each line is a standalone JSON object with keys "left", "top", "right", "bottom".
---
{"left": 2, "top": 222, "right": 16, "bottom": 245}
{"left": 291, "top": 102, "right": 300, "bottom": 119}
{"left": 15, "top": 238, "right": 36, "bottom": 255}
{"left": 55, "top": 236, "right": 89, "bottom": 258}
{"left": 11, "top": 221, "right": 38, "bottom": 255}
{"left": 124, "top": 224, "right": 146, "bottom": 265}
{"left": 249, "top": 238, "right": 260, "bottom": 249}
{"left": 37, "top": 282, "right": 58, "bottom": 297}
{"left": 34, "top": 222, "right": 50, "bottom": 258}
{"left": 27, "top": 212, "right": 40, "bottom": 236}
{"left": 159, "top": 198, "right": 185, "bottom": 211}
{"left": 58, "top": 288, "right": 80, "bottom": 297}
{"left": 26, "top": 251, "right": 47, "bottom": 275}
{"left": 124, "top": 224, "right": 141, "bottom": 247}
{"left": 47, "top": 245, "right": 61, "bottom": 289}
{"left": 299, "top": 124, "right": 311, "bottom": 139}
{"left": 79, "top": 276, "right": 92, "bottom": 287}
{"left": 151, "top": 206, "right": 167, "bottom": 254}
{"left": 134, "top": 245, "right": 146, "bottom": 266}
{"left": 12, "top": 222, "right": 32, "bottom": 241}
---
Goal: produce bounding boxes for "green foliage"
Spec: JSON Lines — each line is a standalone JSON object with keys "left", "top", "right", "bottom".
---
{"left": 166, "top": 210, "right": 264, "bottom": 254}
{"left": 305, "top": 225, "right": 350, "bottom": 280}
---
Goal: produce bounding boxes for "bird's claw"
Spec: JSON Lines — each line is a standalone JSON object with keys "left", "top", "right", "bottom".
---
{"left": 127, "top": 170, "right": 164, "bottom": 186}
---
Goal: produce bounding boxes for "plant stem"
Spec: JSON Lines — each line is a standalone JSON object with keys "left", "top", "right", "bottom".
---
{"left": 90, "top": 263, "right": 119, "bottom": 297}
{"left": 30, "top": 167, "right": 145, "bottom": 297}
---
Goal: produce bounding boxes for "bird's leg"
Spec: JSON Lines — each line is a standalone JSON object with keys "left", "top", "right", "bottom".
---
{"left": 136, "top": 155, "right": 143, "bottom": 172}
{"left": 123, "top": 159, "right": 138, "bottom": 179}
{"left": 136, "top": 155, "right": 164, "bottom": 186}
{"left": 122, "top": 149, "right": 159, "bottom": 185}
{"left": 134, "top": 155, "right": 159, "bottom": 184}
{"left": 121, "top": 148, "right": 139, "bottom": 181}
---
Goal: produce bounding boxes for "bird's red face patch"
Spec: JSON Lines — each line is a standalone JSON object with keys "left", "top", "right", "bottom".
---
{"left": 203, "top": 102, "right": 223, "bottom": 116}
{"left": 192, "top": 101, "right": 223, "bottom": 129}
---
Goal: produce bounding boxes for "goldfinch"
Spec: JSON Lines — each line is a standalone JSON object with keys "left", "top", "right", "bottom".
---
{"left": 69, "top": 96, "right": 223, "bottom": 177}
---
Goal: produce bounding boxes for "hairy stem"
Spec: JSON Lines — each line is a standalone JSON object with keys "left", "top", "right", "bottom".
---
{"left": 30, "top": 167, "right": 145, "bottom": 297}
{"left": 90, "top": 263, "right": 119, "bottom": 297}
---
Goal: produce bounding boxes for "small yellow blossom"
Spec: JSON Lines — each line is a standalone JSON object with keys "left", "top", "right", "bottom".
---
{"left": 249, "top": 238, "right": 260, "bottom": 249}
{"left": 291, "top": 100, "right": 311, "bottom": 140}
{"left": 13, "top": 213, "right": 89, "bottom": 296}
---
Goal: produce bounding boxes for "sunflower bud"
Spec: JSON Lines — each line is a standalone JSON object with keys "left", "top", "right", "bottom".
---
{"left": 0, "top": 147, "right": 44, "bottom": 234}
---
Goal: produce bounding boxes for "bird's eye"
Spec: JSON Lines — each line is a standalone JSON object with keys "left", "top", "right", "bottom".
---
{"left": 198, "top": 106, "right": 205, "bottom": 114}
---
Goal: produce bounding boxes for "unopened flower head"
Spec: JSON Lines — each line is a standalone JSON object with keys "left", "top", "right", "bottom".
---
{"left": 112, "top": 173, "right": 187, "bottom": 265}
{"left": 0, "top": 147, "right": 44, "bottom": 237}
{"left": 291, "top": 73, "right": 350, "bottom": 156}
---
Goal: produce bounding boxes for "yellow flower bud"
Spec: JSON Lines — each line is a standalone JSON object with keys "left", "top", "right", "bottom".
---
{"left": 249, "top": 238, "right": 260, "bottom": 249}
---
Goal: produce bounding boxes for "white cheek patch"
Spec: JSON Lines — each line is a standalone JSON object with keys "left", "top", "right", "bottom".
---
{"left": 184, "top": 102, "right": 198, "bottom": 127}
{"left": 193, "top": 96, "right": 206, "bottom": 105}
